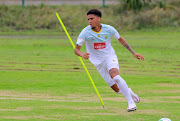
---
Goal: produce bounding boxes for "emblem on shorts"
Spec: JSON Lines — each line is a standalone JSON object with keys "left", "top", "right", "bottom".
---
{"left": 105, "top": 35, "right": 108, "bottom": 39}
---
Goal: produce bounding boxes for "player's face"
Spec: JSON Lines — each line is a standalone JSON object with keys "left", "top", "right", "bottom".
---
{"left": 87, "top": 14, "right": 101, "bottom": 28}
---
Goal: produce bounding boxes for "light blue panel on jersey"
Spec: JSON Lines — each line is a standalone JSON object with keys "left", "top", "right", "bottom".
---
{"left": 78, "top": 24, "right": 118, "bottom": 43}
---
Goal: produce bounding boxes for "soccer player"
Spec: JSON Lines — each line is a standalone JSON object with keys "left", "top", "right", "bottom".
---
{"left": 74, "top": 9, "right": 144, "bottom": 112}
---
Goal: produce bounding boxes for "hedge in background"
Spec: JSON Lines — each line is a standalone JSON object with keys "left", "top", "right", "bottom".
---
{"left": 0, "top": 1, "right": 179, "bottom": 32}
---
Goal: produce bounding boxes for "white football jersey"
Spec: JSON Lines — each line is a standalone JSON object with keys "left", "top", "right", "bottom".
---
{"left": 76, "top": 24, "right": 120, "bottom": 66}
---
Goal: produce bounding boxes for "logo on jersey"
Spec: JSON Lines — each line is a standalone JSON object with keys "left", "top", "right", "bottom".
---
{"left": 98, "top": 35, "right": 100, "bottom": 37}
{"left": 94, "top": 43, "right": 106, "bottom": 50}
{"left": 105, "top": 35, "right": 108, "bottom": 39}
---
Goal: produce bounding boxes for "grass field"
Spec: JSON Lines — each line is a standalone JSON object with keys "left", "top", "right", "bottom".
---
{"left": 0, "top": 30, "right": 179, "bottom": 121}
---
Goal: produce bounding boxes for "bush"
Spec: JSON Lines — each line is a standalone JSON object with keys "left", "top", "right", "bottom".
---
{"left": 0, "top": 2, "right": 179, "bottom": 32}
{"left": 121, "top": 0, "right": 143, "bottom": 11}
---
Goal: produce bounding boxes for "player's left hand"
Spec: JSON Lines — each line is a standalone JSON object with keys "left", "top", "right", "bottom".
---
{"left": 133, "top": 53, "right": 145, "bottom": 60}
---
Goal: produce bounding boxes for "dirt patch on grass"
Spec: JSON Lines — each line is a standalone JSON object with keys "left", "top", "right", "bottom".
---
{"left": 68, "top": 106, "right": 103, "bottom": 110}
{"left": 88, "top": 108, "right": 164, "bottom": 116}
{"left": 1, "top": 116, "right": 60, "bottom": 120}
{"left": 1, "top": 90, "right": 179, "bottom": 104}
{"left": 1, "top": 61, "right": 92, "bottom": 66}
{"left": 0, "top": 107, "right": 31, "bottom": 111}
{"left": 158, "top": 83, "right": 180, "bottom": 87}
{"left": 167, "top": 74, "right": 180, "bottom": 77}
{"left": 0, "top": 90, "right": 175, "bottom": 119}
{"left": 103, "top": 96, "right": 126, "bottom": 102}
{"left": 0, "top": 96, "right": 94, "bottom": 103}
{"left": 0, "top": 90, "right": 63, "bottom": 98}
{"left": 124, "top": 69, "right": 179, "bottom": 74}
{"left": 0, "top": 65, "right": 14, "bottom": 67}
{"left": 138, "top": 109, "right": 165, "bottom": 115}
{"left": 123, "top": 72, "right": 180, "bottom": 77}
{"left": 164, "top": 96, "right": 180, "bottom": 99}
{"left": 0, "top": 61, "right": 94, "bottom": 72}
{"left": 0, "top": 68, "right": 84, "bottom": 72}
{"left": 145, "top": 89, "right": 180, "bottom": 94}
{"left": 0, "top": 91, "right": 98, "bottom": 102}
{"left": 142, "top": 96, "right": 180, "bottom": 103}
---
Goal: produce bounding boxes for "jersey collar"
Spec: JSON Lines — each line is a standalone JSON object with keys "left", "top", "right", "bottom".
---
{"left": 92, "top": 24, "right": 102, "bottom": 33}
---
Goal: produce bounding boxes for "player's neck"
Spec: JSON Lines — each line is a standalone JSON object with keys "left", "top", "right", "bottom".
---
{"left": 92, "top": 24, "right": 101, "bottom": 32}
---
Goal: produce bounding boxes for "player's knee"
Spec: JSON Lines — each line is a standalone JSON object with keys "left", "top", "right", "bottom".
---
{"left": 114, "top": 88, "right": 120, "bottom": 93}
{"left": 109, "top": 68, "right": 119, "bottom": 78}
{"left": 111, "top": 74, "right": 118, "bottom": 79}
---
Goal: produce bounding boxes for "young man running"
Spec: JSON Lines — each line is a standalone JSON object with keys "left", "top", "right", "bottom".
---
{"left": 74, "top": 9, "right": 144, "bottom": 112}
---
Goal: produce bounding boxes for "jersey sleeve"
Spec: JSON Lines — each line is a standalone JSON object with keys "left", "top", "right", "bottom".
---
{"left": 113, "top": 32, "right": 120, "bottom": 40}
{"left": 76, "top": 38, "right": 85, "bottom": 46}
{"left": 76, "top": 28, "right": 86, "bottom": 46}
{"left": 108, "top": 25, "right": 121, "bottom": 39}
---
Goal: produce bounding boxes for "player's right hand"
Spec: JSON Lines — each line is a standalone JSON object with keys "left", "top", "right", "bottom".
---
{"left": 133, "top": 53, "right": 145, "bottom": 60}
{"left": 82, "top": 53, "right": 90, "bottom": 59}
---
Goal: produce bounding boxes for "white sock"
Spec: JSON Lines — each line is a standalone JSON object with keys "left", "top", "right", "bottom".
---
{"left": 113, "top": 75, "right": 134, "bottom": 103}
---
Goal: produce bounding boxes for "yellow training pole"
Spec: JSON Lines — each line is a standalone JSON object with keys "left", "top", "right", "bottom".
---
{"left": 56, "top": 12, "right": 104, "bottom": 108}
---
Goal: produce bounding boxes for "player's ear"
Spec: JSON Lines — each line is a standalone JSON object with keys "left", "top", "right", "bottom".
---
{"left": 98, "top": 16, "right": 101, "bottom": 21}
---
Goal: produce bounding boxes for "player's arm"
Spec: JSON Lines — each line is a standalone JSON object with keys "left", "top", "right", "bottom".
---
{"left": 118, "top": 37, "right": 135, "bottom": 54}
{"left": 118, "top": 37, "right": 145, "bottom": 60}
{"left": 74, "top": 45, "right": 90, "bottom": 60}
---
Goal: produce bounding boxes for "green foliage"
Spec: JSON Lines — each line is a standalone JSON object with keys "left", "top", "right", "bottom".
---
{"left": 122, "top": 0, "right": 143, "bottom": 11}
{"left": 0, "top": 1, "right": 180, "bottom": 32}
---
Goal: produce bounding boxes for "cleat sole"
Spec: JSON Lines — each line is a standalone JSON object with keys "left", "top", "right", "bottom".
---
{"left": 127, "top": 108, "right": 137, "bottom": 112}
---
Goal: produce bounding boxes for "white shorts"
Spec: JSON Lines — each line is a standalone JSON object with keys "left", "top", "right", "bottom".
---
{"left": 95, "top": 54, "right": 119, "bottom": 87}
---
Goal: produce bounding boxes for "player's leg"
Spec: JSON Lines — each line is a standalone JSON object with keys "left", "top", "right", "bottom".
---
{"left": 109, "top": 69, "right": 136, "bottom": 111}
{"left": 95, "top": 61, "right": 122, "bottom": 93}
{"left": 95, "top": 62, "right": 116, "bottom": 88}
{"left": 105, "top": 54, "right": 137, "bottom": 111}
{"left": 111, "top": 83, "right": 119, "bottom": 92}
{"left": 110, "top": 70, "right": 140, "bottom": 103}
{"left": 110, "top": 74, "right": 140, "bottom": 103}
{"left": 105, "top": 55, "right": 134, "bottom": 103}
{"left": 95, "top": 56, "right": 138, "bottom": 111}
{"left": 108, "top": 64, "right": 140, "bottom": 103}
{"left": 109, "top": 68, "right": 135, "bottom": 103}
{"left": 128, "top": 87, "right": 140, "bottom": 103}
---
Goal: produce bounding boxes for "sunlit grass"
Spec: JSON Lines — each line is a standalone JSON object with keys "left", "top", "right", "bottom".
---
{"left": 0, "top": 31, "right": 179, "bottom": 120}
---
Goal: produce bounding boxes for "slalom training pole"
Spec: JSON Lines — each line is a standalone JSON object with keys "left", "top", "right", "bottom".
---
{"left": 56, "top": 12, "right": 105, "bottom": 108}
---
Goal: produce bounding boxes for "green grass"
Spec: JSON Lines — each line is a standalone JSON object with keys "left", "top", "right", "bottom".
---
{"left": 0, "top": 30, "right": 179, "bottom": 121}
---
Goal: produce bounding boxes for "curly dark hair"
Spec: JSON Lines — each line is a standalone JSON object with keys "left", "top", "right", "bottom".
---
{"left": 87, "top": 9, "right": 102, "bottom": 18}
